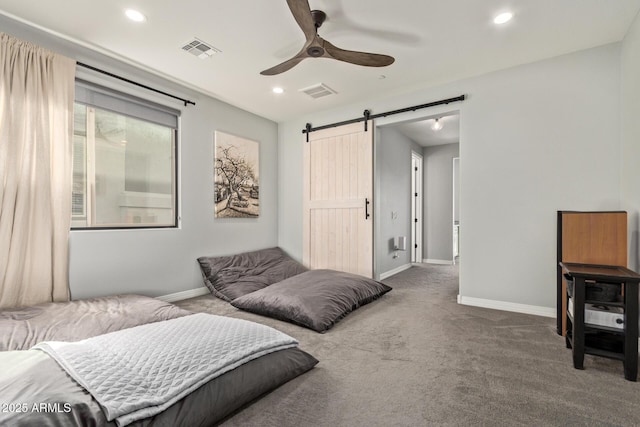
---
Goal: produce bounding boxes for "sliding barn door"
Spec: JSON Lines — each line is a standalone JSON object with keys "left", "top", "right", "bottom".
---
{"left": 303, "top": 122, "right": 373, "bottom": 278}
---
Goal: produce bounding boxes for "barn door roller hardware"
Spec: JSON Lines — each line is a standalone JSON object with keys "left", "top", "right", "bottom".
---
{"left": 302, "top": 94, "right": 465, "bottom": 141}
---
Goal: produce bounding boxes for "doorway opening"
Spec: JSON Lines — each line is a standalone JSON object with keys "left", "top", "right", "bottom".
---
{"left": 452, "top": 157, "right": 460, "bottom": 264}
{"left": 374, "top": 110, "right": 460, "bottom": 285}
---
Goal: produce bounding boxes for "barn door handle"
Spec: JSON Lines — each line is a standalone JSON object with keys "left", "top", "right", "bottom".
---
{"left": 365, "top": 198, "right": 371, "bottom": 220}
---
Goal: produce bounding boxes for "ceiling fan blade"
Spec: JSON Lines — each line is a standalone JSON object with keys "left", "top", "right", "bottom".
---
{"left": 324, "top": 40, "right": 395, "bottom": 67}
{"left": 286, "top": 0, "right": 317, "bottom": 41}
{"left": 260, "top": 50, "right": 308, "bottom": 76}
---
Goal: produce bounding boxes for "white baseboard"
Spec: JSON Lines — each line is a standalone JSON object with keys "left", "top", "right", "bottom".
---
{"left": 157, "top": 286, "right": 209, "bottom": 303}
{"left": 457, "top": 294, "right": 556, "bottom": 318}
{"left": 379, "top": 263, "right": 412, "bottom": 280}
{"left": 423, "top": 259, "right": 454, "bottom": 265}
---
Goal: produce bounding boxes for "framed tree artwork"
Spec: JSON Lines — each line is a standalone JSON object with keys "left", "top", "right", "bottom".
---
{"left": 214, "top": 131, "right": 260, "bottom": 218}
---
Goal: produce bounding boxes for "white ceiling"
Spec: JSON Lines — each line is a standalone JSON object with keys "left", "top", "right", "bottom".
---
{"left": 1, "top": 1, "right": 639, "bottom": 122}
{"left": 394, "top": 114, "right": 460, "bottom": 147}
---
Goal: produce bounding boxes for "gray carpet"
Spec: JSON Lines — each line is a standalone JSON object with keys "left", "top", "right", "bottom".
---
{"left": 176, "top": 264, "right": 640, "bottom": 426}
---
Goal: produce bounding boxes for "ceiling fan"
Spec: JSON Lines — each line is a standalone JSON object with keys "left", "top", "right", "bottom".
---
{"left": 260, "top": 0, "right": 395, "bottom": 76}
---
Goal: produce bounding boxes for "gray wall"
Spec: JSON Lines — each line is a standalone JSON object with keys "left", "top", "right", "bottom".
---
{"left": 375, "top": 127, "right": 422, "bottom": 277}
{"left": 4, "top": 12, "right": 636, "bottom": 312}
{"left": 1, "top": 15, "right": 279, "bottom": 299}
{"left": 278, "top": 43, "right": 622, "bottom": 312}
{"left": 621, "top": 11, "right": 640, "bottom": 271}
{"left": 423, "top": 143, "right": 459, "bottom": 262}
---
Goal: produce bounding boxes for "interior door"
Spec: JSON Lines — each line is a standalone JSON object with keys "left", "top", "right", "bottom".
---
{"left": 303, "top": 122, "right": 373, "bottom": 278}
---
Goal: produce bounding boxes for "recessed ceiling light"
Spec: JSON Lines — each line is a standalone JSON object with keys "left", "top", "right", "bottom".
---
{"left": 125, "top": 9, "right": 146, "bottom": 22}
{"left": 493, "top": 12, "right": 513, "bottom": 25}
{"left": 272, "top": 87, "right": 284, "bottom": 94}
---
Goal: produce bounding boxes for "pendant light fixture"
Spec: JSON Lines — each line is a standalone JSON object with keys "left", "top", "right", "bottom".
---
{"left": 431, "top": 118, "right": 443, "bottom": 131}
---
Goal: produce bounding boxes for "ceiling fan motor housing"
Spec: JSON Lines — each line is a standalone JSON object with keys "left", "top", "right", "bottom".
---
{"left": 307, "top": 46, "right": 325, "bottom": 57}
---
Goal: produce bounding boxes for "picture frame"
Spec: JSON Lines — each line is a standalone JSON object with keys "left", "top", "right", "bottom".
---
{"left": 214, "top": 131, "right": 260, "bottom": 218}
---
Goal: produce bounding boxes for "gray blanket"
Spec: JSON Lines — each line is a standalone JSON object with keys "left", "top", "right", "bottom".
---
{"left": 34, "top": 313, "right": 298, "bottom": 426}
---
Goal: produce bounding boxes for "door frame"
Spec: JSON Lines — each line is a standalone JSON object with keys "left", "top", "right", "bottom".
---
{"left": 411, "top": 151, "right": 423, "bottom": 263}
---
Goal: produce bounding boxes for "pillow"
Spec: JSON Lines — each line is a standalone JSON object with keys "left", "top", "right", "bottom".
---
{"left": 231, "top": 269, "right": 392, "bottom": 332}
{"left": 0, "top": 294, "right": 191, "bottom": 351}
{"left": 197, "top": 247, "right": 308, "bottom": 302}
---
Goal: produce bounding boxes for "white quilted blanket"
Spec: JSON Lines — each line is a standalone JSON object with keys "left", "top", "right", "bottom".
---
{"left": 33, "top": 313, "right": 298, "bottom": 426}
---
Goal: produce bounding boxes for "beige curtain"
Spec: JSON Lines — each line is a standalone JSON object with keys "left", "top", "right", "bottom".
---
{"left": 0, "top": 33, "right": 76, "bottom": 308}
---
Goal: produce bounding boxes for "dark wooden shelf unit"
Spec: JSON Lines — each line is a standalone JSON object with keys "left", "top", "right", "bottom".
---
{"left": 561, "top": 262, "right": 639, "bottom": 381}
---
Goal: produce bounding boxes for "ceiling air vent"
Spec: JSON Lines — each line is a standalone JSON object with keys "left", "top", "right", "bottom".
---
{"left": 181, "top": 38, "right": 220, "bottom": 59}
{"left": 299, "top": 83, "right": 337, "bottom": 99}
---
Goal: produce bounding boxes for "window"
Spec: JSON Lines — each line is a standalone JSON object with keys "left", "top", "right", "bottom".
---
{"left": 72, "top": 81, "right": 179, "bottom": 229}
